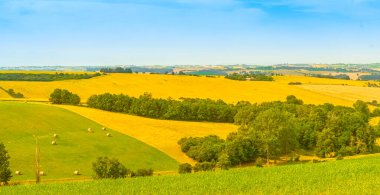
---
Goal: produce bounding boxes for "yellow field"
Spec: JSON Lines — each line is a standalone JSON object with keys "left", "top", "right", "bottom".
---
{"left": 0, "top": 89, "right": 10, "bottom": 98}
{"left": 1, "top": 74, "right": 373, "bottom": 106}
{"left": 52, "top": 104, "right": 238, "bottom": 164}
{"left": 298, "top": 84, "right": 380, "bottom": 103}
{"left": 274, "top": 75, "right": 370, "bottom": 86}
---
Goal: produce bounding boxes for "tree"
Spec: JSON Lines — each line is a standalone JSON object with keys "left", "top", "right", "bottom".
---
{"left": 92, "top": 157, "right": 129, "bottom": 179}
{"left": 247, "top": 108, "right": 296, "bottom": 163}
{"left": 353, "top": 100, "right": 370, "bottom": 121}
{"left": 49, "top": 89, "right": 80, "bottom": 105}
{"left": 178, "top": 163, "right": 193, "bottom": 174}
{"left": 0, "top": 142, "right": 12, "bottom": 185}
{"left": 286, "top": 95, "right": 303, "bottom": 105}
{"left": 217, "top": 152, "right": 231, "bottom": 170}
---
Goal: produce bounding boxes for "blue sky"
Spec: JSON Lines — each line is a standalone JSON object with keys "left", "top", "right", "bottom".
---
{"left": 0, "top": 0, "right": 379, "bottom": 66}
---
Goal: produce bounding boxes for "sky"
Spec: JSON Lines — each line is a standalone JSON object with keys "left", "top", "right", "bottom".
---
{"left": 0, "top": 0, "right": 380, "bottom": 66}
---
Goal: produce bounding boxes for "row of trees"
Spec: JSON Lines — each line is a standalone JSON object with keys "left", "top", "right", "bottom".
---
{"left": 0, "top": 73, "right": 100, "bottom": 81}
{"left": 178, "top": 96, "right": 377, "bottom": 167}
{"left": 0, "top": 87, "right": 24, "bottom": 98}
{"left": 6, "top": 89, "right": 24, "bottom": 98}
{"left": 99, "top": 67, "right": 133, "bottom": 73}
{"left": 49, "top": 89, "right": 80, "bottom": 105}
{"left": 87, "top": 93, "right": 236, "bottom": 122}
{"left": 305, "top": 73, "right": 350, "bottom": 80}
{"left": 225, "top": 73, "right": 274, "bottom": 81}
{"left": 359, "top": 74, "right": 380, "bottom": 81}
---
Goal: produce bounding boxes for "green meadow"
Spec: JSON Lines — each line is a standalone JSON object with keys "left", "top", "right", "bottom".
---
{"left": 0, "top": 101, "right": 178, "bottom": 181}
{"left": 1, "top": 155, "right": 379, "bottom": 194}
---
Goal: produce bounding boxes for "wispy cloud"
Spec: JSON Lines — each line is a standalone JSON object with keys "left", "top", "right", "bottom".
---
{"left": 238, "top": 0, "right": 380, "bottom": 17}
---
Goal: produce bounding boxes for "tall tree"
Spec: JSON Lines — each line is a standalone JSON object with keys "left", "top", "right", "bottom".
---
{"left": 247, "top": 108, "right": 296, "bottom": 163}
{"left": 0, "top": 142, "right": 12, "bottom": 185}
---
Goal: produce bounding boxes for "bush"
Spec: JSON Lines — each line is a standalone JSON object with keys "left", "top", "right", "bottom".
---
{"left": 92, "top": 157, "right": 129, "bottom": 179}
{"left": 49, "top": 89, "right": 80, "bottom": 105}
{"left": 0, "top": 142, "right": 12, "bottom": 185}
{"left": 178, "top": 163, "right": 192, "bottom": 174}
{"left": 131, "top": 168, "right": 154, "bottom": 177}
{"left": 193, "top": 162, "right": 216, "bottom": 172}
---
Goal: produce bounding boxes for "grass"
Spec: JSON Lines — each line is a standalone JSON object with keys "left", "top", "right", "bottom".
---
{"left": 0, "top": 101, "right": 178, "bottom": 181}
{"left": 53, "top": 104, "right": 238, "bottom": 164}
{"left": 1, "top": 154, "right": 379, "bottom": 194}
{"left": 0, "top": 73, "right": 372, "bottom": 105}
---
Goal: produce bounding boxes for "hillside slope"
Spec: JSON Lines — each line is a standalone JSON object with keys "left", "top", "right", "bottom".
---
{"left": 0, "top": 102, "right": 178, "bottom": 181}
{"left": 54, "top": 104, "right": 238, "bottom": 163}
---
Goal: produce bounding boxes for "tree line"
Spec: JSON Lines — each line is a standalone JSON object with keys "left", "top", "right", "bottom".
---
{"left": 0, "top": 73, "right": 101, "bottom": 81}
{"left": 87, "top": 93, "right": 236, "bottom": 122}
{"left": 0, "top": 87, "right": 24, "bottom": 98}
{"left": 359, "top": 74, "right": 380, "bottom": 81}
{"left": 225, "top": 73, "right": 274, "bottom": 81}
{"left": 305, "top": 73, "right": 350, "bottom": 80}
{"left": 178, "top": 96, "right": 377, "bottom": 169}
{"left": 99, "top": 67, "right": 133, "bottom": 73}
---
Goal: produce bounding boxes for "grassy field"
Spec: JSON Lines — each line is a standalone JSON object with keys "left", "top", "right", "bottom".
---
{"left": 1, "top": 154, "right": 379, "bottom": 194}
{"left": 1, "top": 73, "right": 375, "bottom": 105}
{"left": 53, "top": 104, "right": 238, "bottom": 164}
{"left": 0, "top": 101, "right": 178, "bottom": 181}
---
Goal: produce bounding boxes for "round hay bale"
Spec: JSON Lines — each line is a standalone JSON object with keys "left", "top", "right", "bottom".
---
{"left": 102, "top": 127, "right": 106, "bottom": 131}
{"left": 15, "top": 171, "right": 21, "bottom": 175}
{"left": 51, "top": 140, "right": 57, "bottom": 145}
{"left": 88, "top": 128, "right": 93, "bottom": 133}
{"left": 39, "top": 171, "right": 45, "bottom": 176}
{"left": 53, "top": 133, "right": 58, "bottom": 138}
{"left": 106, "top": 133, "right": 112, "bottom": 137}
{"left": 74, "top": 170, "right": 80, "bottom": 175}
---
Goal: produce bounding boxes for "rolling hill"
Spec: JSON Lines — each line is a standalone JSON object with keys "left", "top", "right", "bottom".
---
{"left": 0, "top": 101, "right": 178, "bottom": 181}
{"left": 53, "top": 104, "right": 238, "bottom": 164}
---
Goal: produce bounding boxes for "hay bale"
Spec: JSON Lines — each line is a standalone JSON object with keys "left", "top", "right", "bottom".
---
{"left": 102, "top": 127, "right": 106, "bottom": 131}
{"left": 39, "top": 171, "right": 45, "bottom": 176}
{"left": 74, "top": 170, "right": 80, "bottom": 175}
{"left": 106, "top": 133, "right": 112, "bottom": 137}
{"left": 53, "top": 133, "right": 58, "bottom": 138}
{"left": 51, "top": 140, "right": 57, "bottom": 145}
{"left": 15, "top": 171, "right": 21, "bottom": 175}
{"left": 88, "top": 128, "right": 93, "bottom": 133}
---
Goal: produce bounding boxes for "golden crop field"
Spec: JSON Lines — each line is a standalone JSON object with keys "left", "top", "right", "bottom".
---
{"left": 298, "top": 84, "right": 380, "bottom": 103}
{"left": 52, "top": 104, "right": 238, "bottom": 164}
{"left": 1, "top": 73, "right": 374, "bottom": 106}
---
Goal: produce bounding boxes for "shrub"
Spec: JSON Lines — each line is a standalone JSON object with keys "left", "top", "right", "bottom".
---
{"left": 131, "top": 168, "right": 154, "bottom": 177}
{"left": 92, "top": 157, "right": 129, "bottom": 179}
{"left": 193, "top": 162, "right": 216, "bottom": 172}
{"left": 178, "top": 163, "right": 192, "bottom": 174}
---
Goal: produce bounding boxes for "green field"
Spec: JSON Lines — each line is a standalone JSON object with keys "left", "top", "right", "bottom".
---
{"left": 0, "top": 101, "right": 178, "bottom": 181}
{"left": 1, "top": 155, "right": 379, "bottom": 194}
